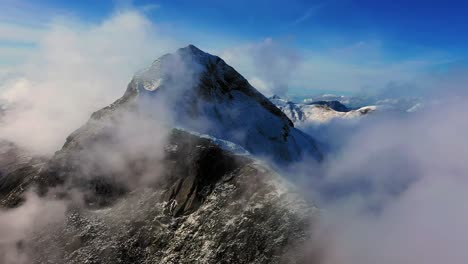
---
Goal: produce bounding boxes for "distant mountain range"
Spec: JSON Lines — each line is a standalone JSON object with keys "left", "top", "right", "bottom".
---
{"left": 269, "top": 95, "right": 377, "bottom": 124}
{"left": 298, "top": 94, "right": 423, "bottom": 113}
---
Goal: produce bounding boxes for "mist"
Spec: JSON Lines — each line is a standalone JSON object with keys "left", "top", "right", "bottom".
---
{"left": 291, "top": 84, "right": 468, "bottom": 263}
{"left": 221, "top": 38, "right": 302, "bottom": 97}
{"left": 0, "top": 10, "right": 177, "bottom": 156}
{"left": 0, "top": 192, "right": 68, "bottom": 264}
{"left": 0, "top": 8, "right": 180, "bottom": 263}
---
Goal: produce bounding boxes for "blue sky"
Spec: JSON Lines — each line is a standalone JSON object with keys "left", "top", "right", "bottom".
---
{"left": 1, "top": 0, "right": 467, "bottom": 95}
{"left": 35, "top": 0, "right": 468, "bottom": 54}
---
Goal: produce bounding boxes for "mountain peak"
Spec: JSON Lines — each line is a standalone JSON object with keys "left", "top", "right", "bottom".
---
{"left": 178, "top": 44, "right": 203, "bottom": 54}
{"left": 113, "top": 47, "right": 323, "bottom": 164}
{"left": 174, "top": 44, "right": 215, "bottom": 64}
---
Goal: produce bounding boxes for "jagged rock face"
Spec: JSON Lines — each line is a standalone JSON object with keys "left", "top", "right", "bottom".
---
{"left": 126, "top": 45, "right": 322, "bottom": 164}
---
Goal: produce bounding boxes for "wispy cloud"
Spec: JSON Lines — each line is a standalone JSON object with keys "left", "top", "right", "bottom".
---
{"left": 221, "top": 39, "right": 451, "bottom": 96}
{"left": 140, "top": 3, "right": 161, "bottom": 13}
{"left": 287, "top": 2, "right": 328, "bottom": 27}
{"left": 0, "top": 10, "right": 178, "bottom": 154}
{"left": 0, "top": 23, "right": 47, "bottom": 44}
{"left": 292, "top": 6, "right": 320, "bottom": 26}
{"left": 0, "top": 0, "right": 65, "bottom": 26}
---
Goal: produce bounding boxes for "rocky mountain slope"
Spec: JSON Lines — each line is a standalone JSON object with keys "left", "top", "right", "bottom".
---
{"left": 0, "top": 46, "right": 320, "bottom": 263}
{"left": 29, "top": 128, "right": 316, "bottom": 263}
{"left": 0, "top": 126, "right": 317, "bottom": 263}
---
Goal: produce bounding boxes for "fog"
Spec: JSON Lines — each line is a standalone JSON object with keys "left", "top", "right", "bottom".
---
{"left": 0, "top": 9, "right": 178, "bottom": 263}
{"left": 0, "top": 192, "right": 67, "bottom": 264}
{"left": 290, "top": 89, "right": 468, "bottom": 263}
{"left": 0, "top": 10, "right": 176, "bottom": 155}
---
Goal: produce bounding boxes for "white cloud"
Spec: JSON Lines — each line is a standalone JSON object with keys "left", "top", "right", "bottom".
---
{"left": 220, "top": 38, "right": 301, "bottom": 96}
{"left": 0, "top": 192, "right": 67, "bottom": 264}
{"left": 291, "top": 92, "right": 468, "bottom": 264}
{"left": 221, "top": 39, "right": 450, "bottom": 95}
{"left": 0, "top": 23, "right": 46, "bottom": 43}
{"left": 0, "top": 10, "right": 179, "bottom": 155}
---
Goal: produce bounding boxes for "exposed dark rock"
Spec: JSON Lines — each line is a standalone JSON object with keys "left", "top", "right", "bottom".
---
{"left": 306, "top": 100, "right": 350, "bottom": 112}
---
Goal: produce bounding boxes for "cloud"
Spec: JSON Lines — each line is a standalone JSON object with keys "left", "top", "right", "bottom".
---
{"left": 290, "top": 92, "right": 468, "bottom": 263}
{"left": 221, "top": 39, "right": 451, "bottom": 96}
{"left": 141, "top": 3, "right": 161, "bottom": 13}
{"left": 0, "top": 10, "right": 178, "bottom": 155}
{"left": 289, "top": 3, "right": 325, "bottom": 27}
{"left": 221, "top": 38, "right": 302, "bottom": 96}
{"left": 0, "top": 191, "right": 68, "bottom": 264}
{"left": 0, "top": 23, "right": 46, "bottom": 43}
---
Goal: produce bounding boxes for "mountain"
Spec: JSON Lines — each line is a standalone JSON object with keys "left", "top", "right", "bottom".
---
{"left": 302, "top": 94, "right": 372, "bottom": 109}
{"left": 128, "top": 45, "right": 322, "bottom": 164}
{"left": 0, "top": 129, "right": 317, "bottom": 263}
{"left": 306, "top": 100, "right": 350, "bottom": 112}
{"left": 0, "top": 46, "right": 319, "bottom": 263}
{"left": 301, "top": 94, "right": 422, "bottom": 113}
{"left": 270, "top": 96, "right": 376, "bottom": 124}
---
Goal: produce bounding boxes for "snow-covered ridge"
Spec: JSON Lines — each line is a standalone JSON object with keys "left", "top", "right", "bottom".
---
{"left": 270, "top": 96, "right": 377, "bottom": 124}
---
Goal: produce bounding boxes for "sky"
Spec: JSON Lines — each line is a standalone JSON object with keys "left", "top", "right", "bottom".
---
{"left": 0, "top": 0, "right": 467, "bottom": 96}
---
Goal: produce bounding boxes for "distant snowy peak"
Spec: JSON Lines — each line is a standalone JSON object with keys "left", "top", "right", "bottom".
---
{"left": 98, "top": 45, "right": 322, "bottom": 164}
{"left": 305, "top": 100, "right": 350, "bottom": 112}
{"left": 270, "top": 96, "right": 376, "bottom": 124}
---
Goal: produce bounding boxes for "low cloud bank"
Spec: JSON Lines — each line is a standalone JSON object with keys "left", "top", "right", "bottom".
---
{"left": 0, "top": 10, "right": 176, "bottom": 155}
{"left": 293, "top": 91, "right": 468, "bottom": 263}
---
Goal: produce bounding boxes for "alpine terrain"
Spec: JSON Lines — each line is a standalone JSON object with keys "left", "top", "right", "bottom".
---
{"left": 0, "top": 46, "right": 320, "bottom": 264}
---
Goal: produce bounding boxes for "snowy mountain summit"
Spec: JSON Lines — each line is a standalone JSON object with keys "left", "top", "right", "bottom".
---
{"left": 101, "top": 45, "right": 322, "bottom": 164}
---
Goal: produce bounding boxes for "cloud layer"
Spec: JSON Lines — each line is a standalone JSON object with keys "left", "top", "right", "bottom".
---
{"left": 292, "top": 94, "right": 468, "bottom": 264}
{"left": 0, "top": 10, "right": 177, "bottom": 155}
